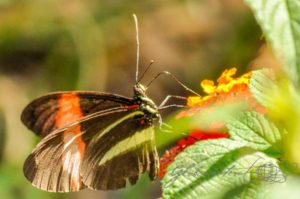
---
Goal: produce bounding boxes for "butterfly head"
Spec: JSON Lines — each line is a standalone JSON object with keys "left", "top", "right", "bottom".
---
{"left": 133, "top": 83, "right": 159, "bottom": 121}
{"left": 133, "top": 83, "right": 147, "bottom": 96}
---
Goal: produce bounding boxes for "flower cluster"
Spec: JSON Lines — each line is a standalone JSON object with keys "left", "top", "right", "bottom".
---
{"left": 159, "top": 68, "right": 264, "bottom": 177}
{"left": 177, "top": 68, "right": 264, "bottom": 119}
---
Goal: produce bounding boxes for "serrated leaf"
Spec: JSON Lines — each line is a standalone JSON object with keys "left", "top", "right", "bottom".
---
{"left": 250, "top": 69, "right": 276, "bottom": 108}
{"left": 162, "top": 139, "right": 284, "bottom": 199}
{"left": 244, "top": 0, "right": 300, "bottom": 86}
{"left": 227, "top": 111, "right": 283, "bottom": 152}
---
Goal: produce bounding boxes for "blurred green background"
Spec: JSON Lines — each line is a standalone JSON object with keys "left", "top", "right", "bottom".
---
{"left": 0, "top": 0, "right": 277, "bottom": 198}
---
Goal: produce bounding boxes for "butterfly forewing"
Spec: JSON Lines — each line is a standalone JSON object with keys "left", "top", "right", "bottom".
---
{"left": 21, "top": 91, "right": 132, "bottom": 137}
{"left": 23, "top": 108, "right": 131, "bottom": 192}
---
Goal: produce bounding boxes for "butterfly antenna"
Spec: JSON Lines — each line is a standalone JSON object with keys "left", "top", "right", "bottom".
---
{"left": 137, "top": 60, "right": 154, "bottom": 83}
{"left": 147, "top": 71, "right": 201, "bottom": 96}
{"left": 133, "top": 14, "right": 140, "bottom": 83}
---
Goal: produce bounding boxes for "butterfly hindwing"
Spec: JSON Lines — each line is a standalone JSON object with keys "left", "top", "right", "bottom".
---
{"left": 23, "top": 107, "right": 158, "bottom": 192}
{"left": 80, "top": 113, "right": 159, "bottom": 190}
{"left": 21, "top": 91, "right": 132, "bottom": 137}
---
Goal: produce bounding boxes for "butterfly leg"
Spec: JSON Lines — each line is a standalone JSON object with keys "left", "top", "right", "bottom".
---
{"left": 158, "top": 114, "right": 173, "bottom": 133}
{"left": 157, "top": 95, "right": 187, "bottom": 133}
{"left": 147, "top": 71, "right": 200, "bottom": 97}
{"left": 158, "top": 95, "right": 187, "bottom": 110}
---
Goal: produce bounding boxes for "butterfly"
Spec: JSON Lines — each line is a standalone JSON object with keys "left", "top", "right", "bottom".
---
{"left": 21, "top": 14, "right": 197, "bottom": 193}
{"left": 21, "top": 84, "right": 160, "bottom": 192}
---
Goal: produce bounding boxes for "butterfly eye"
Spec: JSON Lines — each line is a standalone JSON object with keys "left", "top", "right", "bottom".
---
{"left": 134, "top": 83, "right": 147, "bottom": 94}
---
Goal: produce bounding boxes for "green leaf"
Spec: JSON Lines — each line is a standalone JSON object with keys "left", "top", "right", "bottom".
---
{"left": 156, "top": 102, "right": 248, "bottom": 149}
{"left": 249, "top": 69, "right": 276, "bottom": 108}
{"left": 227, "top": 111, "right": 284, "bottom": 152}
{"left": 244, "top": 0, "right": 300, "bottom": 86}
{"left": 249, "top": 69, "right": 300, "bottom": 128}
{"left": 162, "top": 139, "right": 283, "bottom": 199}
{"left": 265, "top": 176, "right": 300, "bottom": 198}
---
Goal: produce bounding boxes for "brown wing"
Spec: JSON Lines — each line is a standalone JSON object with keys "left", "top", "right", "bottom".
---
{"left": 21, "top": 91, "right": 132, "bottom": 137}
{"left": 23, "top": 108, "right": 158, "bottom": 192}
{"left": 81, "top": 116, "right": 159, "bottom": 190}
{"left": 23, "top": 108, "right": 130, "bottom": 192}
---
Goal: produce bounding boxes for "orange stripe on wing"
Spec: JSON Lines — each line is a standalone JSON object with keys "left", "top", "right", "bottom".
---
{"left": 56, "top": 93, "right": 86, "bottom": 190}
{"left": 56, "top": 93, "right": 84, "bottom": 128}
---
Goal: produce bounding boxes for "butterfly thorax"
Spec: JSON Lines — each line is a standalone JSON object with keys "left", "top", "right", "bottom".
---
{"left": 133, "top": 83, "right": 159, "bottom": 122}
